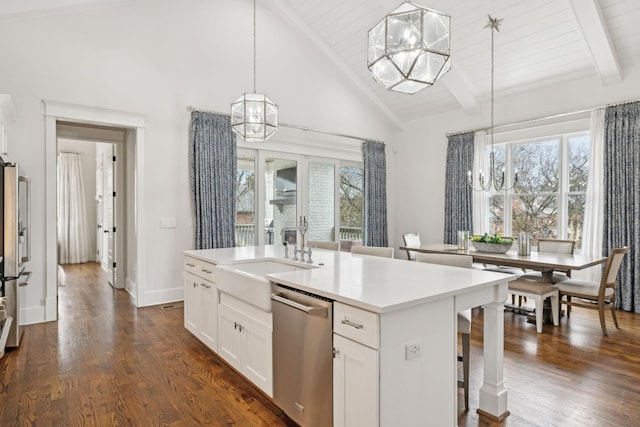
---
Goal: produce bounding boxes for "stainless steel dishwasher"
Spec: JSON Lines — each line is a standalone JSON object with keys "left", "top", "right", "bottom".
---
{"left": 272, "top": 284, "right": 333, "bottom": 427}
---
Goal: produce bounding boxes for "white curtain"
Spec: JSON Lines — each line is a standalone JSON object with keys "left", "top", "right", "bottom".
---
{"left": 576, "top": 108, "right": 605, "bottom": 281}
{"left": 58, "top": 152, "right": 92, "bottom": 264}
{"left": 472, "top": 130, "right": 488, "bottom": 234}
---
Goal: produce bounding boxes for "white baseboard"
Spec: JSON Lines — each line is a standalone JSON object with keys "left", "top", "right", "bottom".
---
{"left": 142, "top": 286, "right": 184, "bottom": 307}
{"left": 21, "top": 281, "right": 183, "bottom": 324}
{"left": 20, "top": 304, "right": 47, "bottom": 325}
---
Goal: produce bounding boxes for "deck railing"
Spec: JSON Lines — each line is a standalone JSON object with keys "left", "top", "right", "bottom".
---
{"left": 234, "top": 224, "right": 362, "bottom": 246}
{"left": 339, "top": 226, "right": 362, "bottom": 241}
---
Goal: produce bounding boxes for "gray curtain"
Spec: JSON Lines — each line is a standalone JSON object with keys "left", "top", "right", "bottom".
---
{"left": 363, "top": 141, "right": 388, "bottom": 247}
{"left": 444, "top": 132, "right": 474, "bottom": 244}
{"left": 189, "top": 112, "right": 237, "bottom": 249}
{"left": 603, "top": 101, "right": 640, "bottom": 312}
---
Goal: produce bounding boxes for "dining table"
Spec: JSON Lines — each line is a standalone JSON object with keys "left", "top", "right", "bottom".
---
{"left": 399, "top": 243, "right": 608, "bottom": 283}
{"left": 399, "top": 243, "right": 609, "bottom": 324}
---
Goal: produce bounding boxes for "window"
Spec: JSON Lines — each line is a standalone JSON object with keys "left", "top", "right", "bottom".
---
{"left": 235, "top": 147, "right": 362, "bottom": 249}
{"left": 486, "top": 131, "right": 589, "bottom": 250}
{"left": 265, "top": 157, "right": 298, "bottom": 245}
{"left": 339, "top": 165, "right": 364, "bottom": 247}
{"left": 235, "top": 154, "right": 256, "bottom": 247}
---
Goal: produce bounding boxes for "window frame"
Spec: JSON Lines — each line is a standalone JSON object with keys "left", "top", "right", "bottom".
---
{"left": 236, "top": 147, "right": 362, "bottom": 246}
{"left": 482, "top": 130, "right": 590, "bottom": 250}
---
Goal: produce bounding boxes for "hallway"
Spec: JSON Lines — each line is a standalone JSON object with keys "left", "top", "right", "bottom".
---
{"left": 0, "top": 263, "right": 293, "bottom": 426}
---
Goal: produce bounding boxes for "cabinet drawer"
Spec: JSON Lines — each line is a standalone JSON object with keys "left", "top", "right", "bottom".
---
{"left": 184, "top": 257, "right": 199, "bottom": 275}
{"left": 184, "top": 257, "right": 216, "bottom": 282}
{"left": 334, "top": 302, "right": 379, "bottom": 349}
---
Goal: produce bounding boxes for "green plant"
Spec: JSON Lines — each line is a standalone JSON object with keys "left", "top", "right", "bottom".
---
{"left": 471, "top": 233, "right": 514, "bottom": 244}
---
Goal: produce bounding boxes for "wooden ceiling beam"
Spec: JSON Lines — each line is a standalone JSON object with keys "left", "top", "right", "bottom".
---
{"left": 442, "top": 67, "right": 480, "bottom": 114}
{"left": 569, "top": 0, "right": 622, "bottom": 85}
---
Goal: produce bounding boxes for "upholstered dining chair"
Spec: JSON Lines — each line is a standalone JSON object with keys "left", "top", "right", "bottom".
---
{"left": 519, "top": 238, "right": 575, "bottom": 283}
{"left": 507, "top": 278, "right": 559, "bottom": 333}
{"left": 402, "top": 233, "right": 421, "bottom": 260}
{"left": 351, "top": 245, "right": 394, "bottom": 258}
{"left": 415, "top": 252, "right": 472, "bottom": 410}
{"left": 556, "top": 247, "right": 628, "bottom": 336}
{"left": 307, "top": 240, "right": 340, "bottom": 251}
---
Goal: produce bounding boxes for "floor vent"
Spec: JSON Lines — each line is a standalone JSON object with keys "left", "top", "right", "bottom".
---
{"left": 161, "top": 303, "right": 184, "bottom": 310}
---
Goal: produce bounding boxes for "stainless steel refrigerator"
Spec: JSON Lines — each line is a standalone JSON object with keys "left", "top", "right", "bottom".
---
{"left": 0, "top": 160, "right": 31, "bottom": 348}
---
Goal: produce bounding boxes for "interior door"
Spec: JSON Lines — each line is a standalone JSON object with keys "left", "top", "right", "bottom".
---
{"left": 96, "top": 152, "right": 104, "bottom": 264}
{"left": 105, "top": 144, "right": 115, "bottom": 287}
{"left": 96, "top": 197, "right": 103, "bottom": 262}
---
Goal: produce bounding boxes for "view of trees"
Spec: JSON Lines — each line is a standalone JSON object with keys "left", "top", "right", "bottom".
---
{"left": 235, "top": 166, "right": 255, "bottom": 224}
{"left": 340, "top": 166, "right": 363, "bottom": 228}
{"left": 488, "top": 135, "right": 589, "bottom": 248}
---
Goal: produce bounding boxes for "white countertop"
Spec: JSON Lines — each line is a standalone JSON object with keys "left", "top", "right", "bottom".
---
{"left": 183, "top": 245, "right": 513, "bottom": 314}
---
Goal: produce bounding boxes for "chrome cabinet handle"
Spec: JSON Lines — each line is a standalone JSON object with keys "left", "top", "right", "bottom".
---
{"left": 341, "top": 319, "right": 364, "bottom": 330}
{"left": 192, "top": 282, "right": 198, "bottom": 288}
{"left": 201, "top": 268, "right": 213, "bottom": 274}
{"left": 333, "top": 348, "right": 340, "bottom": 358}
{"left": 200, "top": 283, "right": 211, "bottom": 289}
{"left": 186, "top": 263, "right": 195, "bottom": 267}
{"left": 234, "top": 322, "right": 244, "bottom": 332}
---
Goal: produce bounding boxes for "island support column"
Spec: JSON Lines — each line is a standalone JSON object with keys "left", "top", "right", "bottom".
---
{"left": 477, "top": 283, "right": 510, "bottom": 421}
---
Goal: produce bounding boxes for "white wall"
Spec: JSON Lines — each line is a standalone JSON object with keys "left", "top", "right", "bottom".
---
{"left": 57, "top": 138, "right": 97, "bottom": 261}
{"left": 391, "top": 64, "right": 640, "bottom": 252}
{"left": 0, "top": 0, "right": 397, "bottom": 320}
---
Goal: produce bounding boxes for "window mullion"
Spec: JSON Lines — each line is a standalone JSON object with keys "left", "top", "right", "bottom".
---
{"left": 504, "top": 143, "right": 513, "bottom": 236}
{"left": 558, "top": 136, "right": 568, "bottom": 239}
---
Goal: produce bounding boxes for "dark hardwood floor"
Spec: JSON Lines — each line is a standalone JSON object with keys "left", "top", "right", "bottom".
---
{"left": 0, "top": 263, "right": 296, "bottom": 427}
{"left": 1, "top": 262, "right": 639, "bottom": 426}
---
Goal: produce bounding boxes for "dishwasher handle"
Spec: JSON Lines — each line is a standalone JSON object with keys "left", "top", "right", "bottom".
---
{"left": 271, "top": 293, "right": 328, "bottom": 317}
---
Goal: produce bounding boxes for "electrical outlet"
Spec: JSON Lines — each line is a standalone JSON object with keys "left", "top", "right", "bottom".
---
{"left": 405, "top": 342, "right": 422, "bottom": 360}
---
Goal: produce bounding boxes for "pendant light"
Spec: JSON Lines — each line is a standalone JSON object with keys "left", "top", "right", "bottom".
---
{"left": 231, "top": 0, "right": 278, "bottom": 142}
{"left": 468, "top": 16, "right": 517, "bottom": 192}
{"left": 367, "top": 1, "right": 451, "bottom": 94}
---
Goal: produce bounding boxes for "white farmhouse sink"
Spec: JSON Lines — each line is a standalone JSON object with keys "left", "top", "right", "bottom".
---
{"left": 217, "top": 260, "right": 315, "bottom": 312}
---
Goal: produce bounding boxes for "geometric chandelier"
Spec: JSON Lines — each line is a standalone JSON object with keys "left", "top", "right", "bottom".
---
{"left": 367, "top": 1, "right": 451, "bottom": 94}
{"left": 231, "top": 0, "right": 278, "bottom": 142}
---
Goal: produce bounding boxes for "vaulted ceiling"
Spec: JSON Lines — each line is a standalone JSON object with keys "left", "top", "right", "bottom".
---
{"left": 273, "top": 0, "right": 640, "bottom": 127}
{"left": 2, "top": 0, "right": 640, "bottom": 128}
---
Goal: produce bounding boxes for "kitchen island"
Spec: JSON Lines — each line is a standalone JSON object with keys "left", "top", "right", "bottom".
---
{"left": 183, "top": 245, "right": 513, "bottom": 426}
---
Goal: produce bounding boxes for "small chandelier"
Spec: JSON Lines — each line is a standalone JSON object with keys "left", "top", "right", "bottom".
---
{"left": 367, "top": 1, "right": 451, "bottom": 95}
{"left": 468, "top": 16, "right": 517, "bottom": 192}
{"left": 231, "top": 0, "right": 278, "bottom": 142}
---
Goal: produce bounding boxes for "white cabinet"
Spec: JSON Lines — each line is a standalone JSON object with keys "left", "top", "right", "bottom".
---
{"left": 183, "top": 256, "right": 218, "bottom": 352}
{"left": 184, "top": 271, "right": 201, "bottom": 335}
{"left": 199, "top": 279, "right": 218, "bottom": 350}
{"left": 333, "top": 334, "right": 379, "bottom": 427}
{"left": 333, "top": 302, "right": 379, "bottom": 427}
{"left": 218, "top": 293, "right": 273, "bottom": 397}
{"left": 217, "top": 300, "right": 243, "bottom": 369}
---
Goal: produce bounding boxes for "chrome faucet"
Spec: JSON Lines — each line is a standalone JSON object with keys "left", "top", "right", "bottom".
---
{"left": 291, "top": 216, "right": 313, "bottom": 263}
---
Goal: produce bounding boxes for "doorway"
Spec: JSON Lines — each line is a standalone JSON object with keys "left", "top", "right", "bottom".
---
{"left": 44, "top": 101, "right": 147, "bottom": 321}
{"left": 57, "top": 137, "right": 123, "bottom": 288}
